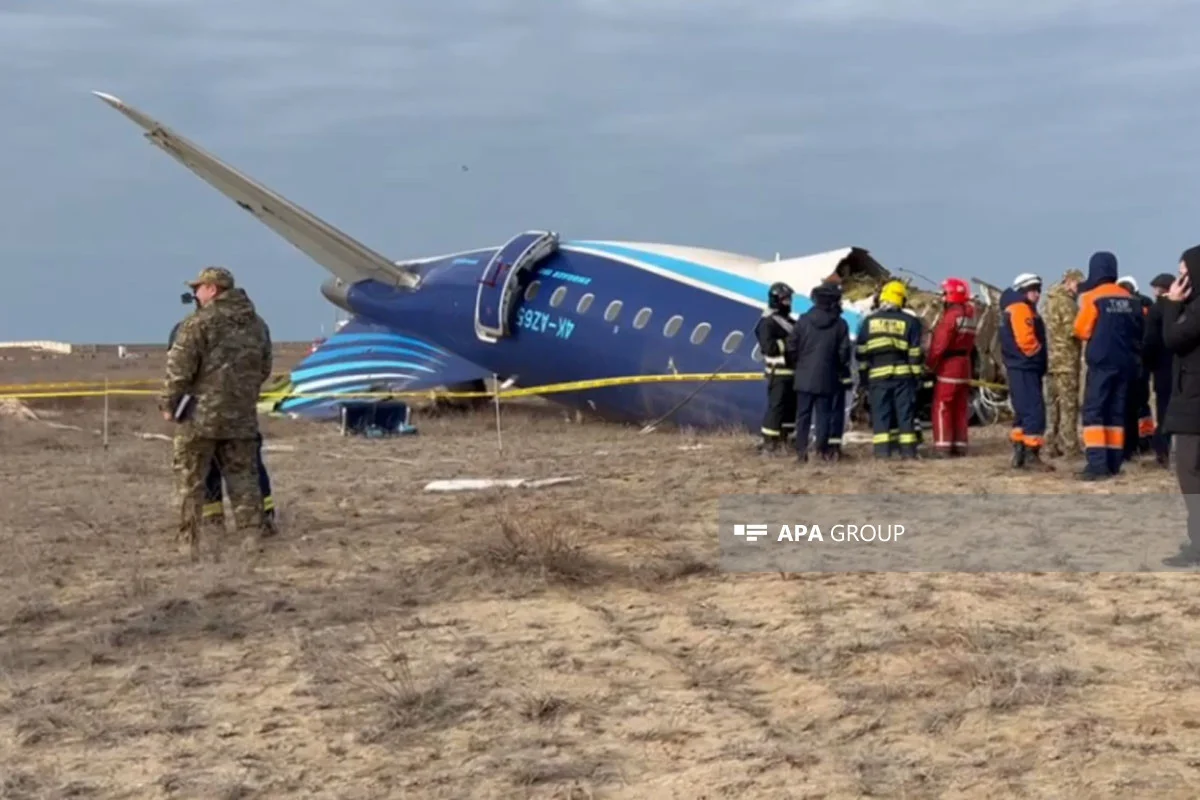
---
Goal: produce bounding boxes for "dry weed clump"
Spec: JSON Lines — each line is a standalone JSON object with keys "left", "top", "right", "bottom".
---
{"left": 477, "top": 513, "right": 614, "bottom": 587}
{"left": 294, "top": 625, "right": 473, "bottom": 746}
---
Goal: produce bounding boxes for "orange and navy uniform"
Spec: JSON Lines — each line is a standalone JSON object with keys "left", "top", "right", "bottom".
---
{"left": 1000, "top": 290, "right": 1048, "bottom": 373}
{"left": 1073, "top": 252, "right": 1143, "bottom": 476}
{"left": 1073, "top": 282, "right": 1141, "bottom": 374}
{"left": 999, "top": 288, "right": 1048, "bottom": 449}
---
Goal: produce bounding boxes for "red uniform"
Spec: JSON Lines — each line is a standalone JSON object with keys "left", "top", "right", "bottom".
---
{"left": 926, "top": 300, "right": 977, "bottom": 454}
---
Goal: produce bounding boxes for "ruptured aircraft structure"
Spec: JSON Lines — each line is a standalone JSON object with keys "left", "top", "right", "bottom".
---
{"left": 94, "top": 92, "right": 1008, "bottom": 433}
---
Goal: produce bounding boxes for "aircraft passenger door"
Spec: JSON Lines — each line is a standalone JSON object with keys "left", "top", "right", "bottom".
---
{"left": 474, "top": 230, "right": 559, "bottom": 342}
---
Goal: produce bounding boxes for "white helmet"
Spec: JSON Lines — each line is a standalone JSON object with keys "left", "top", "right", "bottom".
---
{"left": 1118, "top": 275, "right": 1139, "bottom": 294}
{"left": 1012, "top": 272, "right": 1042, "bottom": 292}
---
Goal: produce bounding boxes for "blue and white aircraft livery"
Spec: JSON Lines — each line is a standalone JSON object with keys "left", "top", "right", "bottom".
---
{"left": 94, "top": 91, "right": 895, "bottom": 432}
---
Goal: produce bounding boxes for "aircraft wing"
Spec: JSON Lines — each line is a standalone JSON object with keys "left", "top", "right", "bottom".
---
{"left": 91, "top": 91, "right": 418, "bottom": 289}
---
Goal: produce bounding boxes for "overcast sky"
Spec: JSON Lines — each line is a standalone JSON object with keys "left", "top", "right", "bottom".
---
{"left": 2, "top": 0, "right": 1199, "bottom": 342}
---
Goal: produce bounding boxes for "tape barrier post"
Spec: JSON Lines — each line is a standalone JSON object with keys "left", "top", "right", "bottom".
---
{"left": 102, "top": 377, "right": 110, "bottom": 449}
{"left": 492, "top": 373, "right": 503, "bottom": 453}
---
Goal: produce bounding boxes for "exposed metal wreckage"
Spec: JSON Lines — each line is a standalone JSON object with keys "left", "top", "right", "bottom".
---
{"left": 837, "top": 270, "right": 1010, "bottom": 428}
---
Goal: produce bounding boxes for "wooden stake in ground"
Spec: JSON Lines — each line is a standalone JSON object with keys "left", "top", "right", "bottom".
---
{"left": 102, "top": 377, "right": 110, "bottom": 449}
{"left": 492, "top": 373, "right": 502, "bottom": 453}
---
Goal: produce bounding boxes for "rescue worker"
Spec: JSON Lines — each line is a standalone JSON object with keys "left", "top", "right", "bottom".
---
{"left": 1043, "top": 269, "right": 1084, "bottom": 458}
{"left": 819, "top": 276, "right": 853, "bottom": 459}
{"left": 925, "top": 277, "right": 976, "bottom": 457}
{"left": 787, "top": 282, "right": 852, "bottom": 462}
{"left": 854, "top": 280, "right": 923, "bottom": 459}
{"left": 1073, "top": 251, "right": 1143, "bottom": 480}
{"left": 1161, "top": 248, "right": 1200, "bottom": 565}
{"left": 170, "top": 295, "right": 277, "bottom": 533}
{"left": 1144, "top": 272, "right": 1177, "bottom": 467}
{"left": 999, "top": 273, "right": 1054, "bottom": 471}
{"left": 163, "top": 267, "right": 274, "bottom": 558}
{"left": 1118, "top": 276, "right": 1155, "bottom": 459}
{"left": 755, "top": 282, "right": 797, "bottom": 454}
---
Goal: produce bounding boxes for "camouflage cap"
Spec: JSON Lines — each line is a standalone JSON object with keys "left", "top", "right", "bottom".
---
{"left": 185, "top": 266, "right": 235, "bottom": 290}
{"left": 1062, "top": 268, "right": 1084, "bottom": 282}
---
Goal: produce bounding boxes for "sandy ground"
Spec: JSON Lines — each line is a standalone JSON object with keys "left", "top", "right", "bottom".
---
{"left": 2, "top": 352, "right": 1200, "bottom": 799}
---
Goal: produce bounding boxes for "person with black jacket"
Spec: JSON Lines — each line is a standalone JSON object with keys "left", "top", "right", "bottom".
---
{"left": 170, "top": 293, "right": 277, "bottom": 533}
{"left": 1144, "top": 272, "right": 1177, "bottom": 467}
{"left": 786, "top": 283, "right": 852, "bottom": 462}
{"left": 1161, "top": 247, "right": 1200, "bottom": 566}
{"left": 755, "top": 282, "right": 797, "bottom": 454}
{"left": 1118, "top": 277, "right": 1155, "bottom": 459}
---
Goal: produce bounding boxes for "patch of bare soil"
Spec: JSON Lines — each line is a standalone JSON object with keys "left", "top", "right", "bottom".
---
{"left": 2, "top": 391, "right": 1199, "bottom": 799}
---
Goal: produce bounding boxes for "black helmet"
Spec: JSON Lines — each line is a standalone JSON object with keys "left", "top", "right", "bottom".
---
{"left": 768, "top": 282, "right": 794, "bottom": 312}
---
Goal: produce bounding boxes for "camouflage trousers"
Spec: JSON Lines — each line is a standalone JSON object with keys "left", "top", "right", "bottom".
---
{"left": 1044, "top": 371, "right": 1081, "bottom": 457}
{"left": 172, "top": 431, "right": 266, "bottom": 551}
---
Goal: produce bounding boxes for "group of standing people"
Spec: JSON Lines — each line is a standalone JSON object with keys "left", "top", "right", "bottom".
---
{"left": 163, "top": 266, "right": 277, "bottom": 559}
{"left": 755, "top": 247, "right": 1200, "bottom": 564}
{"left": 756, "top": 275, "right": 972, "bottom": 462}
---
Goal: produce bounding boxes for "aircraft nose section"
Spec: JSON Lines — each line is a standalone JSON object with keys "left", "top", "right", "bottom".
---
{"left": 320, "top": 276, "right": 354, "bottom": 313}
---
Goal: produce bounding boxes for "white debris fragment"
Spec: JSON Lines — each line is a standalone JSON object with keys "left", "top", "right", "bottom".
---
{"left": 0, "top": 399, "right": 38, "bottom": 421}
{"left": 423, "top": 477, "right": 580, "bottom": 492}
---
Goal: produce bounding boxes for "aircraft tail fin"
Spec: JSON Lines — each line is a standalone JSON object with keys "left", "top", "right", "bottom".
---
{"left": 91, "top": 91, "right": 418, "bottom": 289}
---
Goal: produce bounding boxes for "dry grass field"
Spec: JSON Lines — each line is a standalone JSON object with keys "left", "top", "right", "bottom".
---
{"left": 3, "top": 349, "right": 1200, "bottom": 799}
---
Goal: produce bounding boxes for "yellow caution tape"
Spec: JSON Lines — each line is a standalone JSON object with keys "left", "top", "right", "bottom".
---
{"left": 0, "top": 373, "right": 294, "bottom": 392}
{"left": 0, "top": 372, "right": 1010, "bottom": 402}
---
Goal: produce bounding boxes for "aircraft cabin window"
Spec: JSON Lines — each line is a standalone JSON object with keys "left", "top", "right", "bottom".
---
{"left": 663, "top": 315, "right": 684, "bottom": 337}
{"left": 751, "top": 343, "right": 763, "bottom": 362}
{"left": 550, "top": 286, "right": 568, "bottom": 308}
{"left": 690, "top": 322, "right": 711, "bottom": 345}
{"left": 722, "top": 330, "right": 744, "bottom": 354}
{"left": 577, "top": 293, "right": 594, "bottom": 314}
{"left": 604, "top": 300, "right": 623, "bottom": 322}
{"left": 524, "top": 281, "right": 540, "bottom": 301}
{"left": 633, "top": 307, "right": 652, "bottom": 329}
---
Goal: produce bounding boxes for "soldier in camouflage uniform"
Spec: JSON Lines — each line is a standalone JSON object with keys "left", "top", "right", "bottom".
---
{"left": 1042, "top": 268, "right": 1084, "bottom": 458}
{"left": 162, "top": 267, "right": 274, "bottom": 558}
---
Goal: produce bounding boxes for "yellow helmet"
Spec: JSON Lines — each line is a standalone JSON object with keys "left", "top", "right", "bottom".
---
{"left": 879, "top": 280, "right": 908, "bottom": 307}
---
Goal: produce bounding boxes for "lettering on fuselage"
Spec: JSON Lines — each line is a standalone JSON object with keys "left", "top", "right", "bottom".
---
{"left": 544, "top": 270, "right": 592, "bottom": 286}
{"left": 516, "top": 308, "right": 576, "bottom": 339}
{"left": 867, "top": 318, "right": 908, "bottom": 336}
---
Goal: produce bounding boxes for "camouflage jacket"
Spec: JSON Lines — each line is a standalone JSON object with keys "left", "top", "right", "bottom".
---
{"left": 1042, "top": 282, "right": 1080, "bottom": 374}
{"left": 161, "top": 288, "right": 273, "bottom": 438}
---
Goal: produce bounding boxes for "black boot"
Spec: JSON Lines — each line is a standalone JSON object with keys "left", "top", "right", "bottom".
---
{"left": 757, "top": 438, "right": 781, "bottom": 456}
{"left": 1024, "top": 446, "right": 1055, "bottom": 472}
{"left": 1011, "top": 442, "right": 1026, "bottom": 468}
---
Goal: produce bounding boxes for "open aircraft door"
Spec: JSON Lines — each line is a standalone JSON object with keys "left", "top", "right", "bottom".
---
{"left": 474, "top": 230, "right": 560, "bottom": 343}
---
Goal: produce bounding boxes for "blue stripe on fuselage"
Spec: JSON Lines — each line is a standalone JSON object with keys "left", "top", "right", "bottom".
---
{"left": 291, "top": 359, "right": 437, "bottom": 382}
{"left": 563, "top": 241, "right": 863, "bottom": 330}
{"left": 299, "top": 344, "right": 443, "bottom": 367}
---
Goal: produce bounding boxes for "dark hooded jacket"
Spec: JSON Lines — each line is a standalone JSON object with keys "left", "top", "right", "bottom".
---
{"left": 161, "top": 287, "right": 273, "bottom": 438}
{"left": 786, "top": 285, "right": 852, "bottom": 394}
{"left": 1074, "top": 251, "right": 1141, "bottom": 374}
{"left": 1163, "top": 246, "right": 1200, "bottom": 434}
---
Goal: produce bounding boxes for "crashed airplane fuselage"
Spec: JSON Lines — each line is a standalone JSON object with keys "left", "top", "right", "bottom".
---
{"left": 94, "top": 91, "right": 1007, "bottom": 432}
